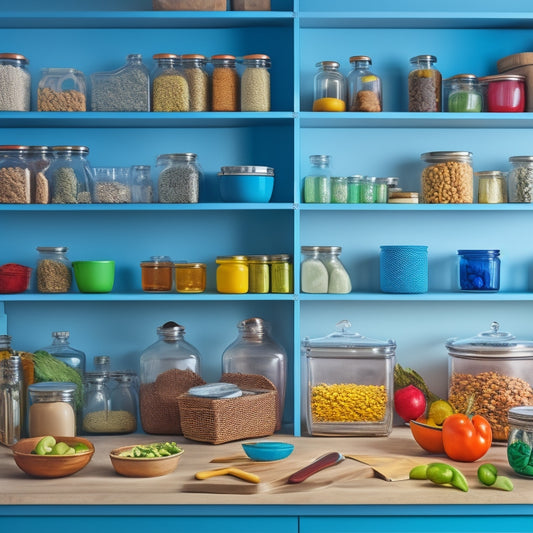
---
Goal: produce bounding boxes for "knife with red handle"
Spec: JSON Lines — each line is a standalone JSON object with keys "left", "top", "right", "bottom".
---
{"left": 287, "top": 452, "right": 344, "bottom": 484}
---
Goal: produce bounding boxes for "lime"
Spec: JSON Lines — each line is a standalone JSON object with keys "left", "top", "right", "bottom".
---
{"left": 73, "top": 443, "right": 90, "bottom": 453}
{"left": 428, "top": 400, "right": 455, "bottom": 425}
{"left": 51, "top": 441, "right": 71, "bottom": 456}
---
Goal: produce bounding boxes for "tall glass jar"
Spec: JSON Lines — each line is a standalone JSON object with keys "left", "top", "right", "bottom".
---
{"left": 0, "top": 145, "right": 31, "bottom": 204}
{"left": 330, "top": 176, "right": 348, "bottom": 203}
{"left": 47, "top": 145, "right": 92, "bottom": 204}
{"left": 269, "top": 254, "right": 292, "bottom": 294}
{"left": 156, "top": 153, "right": 201, "bottom": 203}
{"left": 319, "top": 246, "right": 352, "bottom": 294}
{"left": 443, "top": 74, "right": 482, "bottom": 113}
{"left": 211, "top": 54, "right": 239, "bottom": 112}
{"left": 241, "top": 54, "right": 271, "bottom": 112}
{"left": 82, "top": 372, "right": 110, "bottom": 435}
{"left": 38, "top": 68, "right": 87, "bottom": 111}
{"left": 476, "top": 170, "right": 507, "bottom": 203}
{"left": 139, "top": 321, "right": 202, "bottom": 434}
{"left": 303, "top": 154, "right": 331, "bottom": 203}
{"left": 347, "top": 175, "right": 362, "bottom": 203}
{"left": 151, "top": 53, "right": 189, "bottom": 112}
{"left": 361, "top": 176, "right": 376, "bottom": 203}
{"left": 301, "top": 246, "right": 329, "bottom": 294}
{"left": 247, "top": 255, "right": 270, "bottom": 294}
{"left": 0, "top": 353, "right": 23, "bottom": 446}
{"left": 222, "top": 317, "right": 287, "bottom": 429}
{"left": 39, "top": 330, "right": 86, "bottom": 377}
{"left": 109, "top": 371, "right": 138, "bottom": 433}
{"left": 408, "top": 55, "right": 442, "bottom": 112}
{"left": 0, "top": 53, "right": 30, "bottom": 111}
{"left": 36, "top": 246, "right": 72, "bottom": 293}
{"left": 27, "top": 146, "right": 52, "bottom": 204}
{"left": 182, "top": 54, "right": 209, "bottom": 112}
{"left": 130, "top": 165, "right": 153, "bottom": 203}
{"left": 508, "top": 155, "right": 533, "bottom": 203}
{"left": 347, "top": 56, "right": 382, "bottom": 112}
{"left": 312, "top": 61, "right": 346, "bottom": 112}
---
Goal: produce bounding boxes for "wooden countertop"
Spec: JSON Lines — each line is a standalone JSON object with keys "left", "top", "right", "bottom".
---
{"left": 1, "top": 427, "right": 531, "bottom": 507}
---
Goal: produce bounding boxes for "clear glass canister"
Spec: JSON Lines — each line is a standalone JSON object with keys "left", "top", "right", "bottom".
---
{"left": 28, "top": 382, "right": 77, "bottom": 437}
{"left": 421, "top": 151, "right": 473, "bottom": 203}
{"left": 408, "top": 55, "right": 442, "bottom": 112}
{"left": 347, "top": 55, "right": 382, "bottom": 112}
{"left": 476, "top": 170, "right": 507, "bottom": 203}
{"left": 269, "top": 254, "right": 292, "bottom": 294}
{"left": 222, "top": 317, "right": 287, "bottom": 429}
{"left": 479, "top": 74, "right": 525, "bottom": 112}
{"left": 508, "top": 156, "right": 533, "bottom": 203}
{"left": 36, "top": 246, "right": 72, "bottom": 293}
{"left": 109, "top": 371, "right": 138, "bottom": 433}
{"left": 140, "top": 255, "right": 174, "bottom": 292}
{"left": 130, "top": 164, "right": 153, "bottom": 203}
{"left": 330, "top": 176, "right": 348, "bottom": 203}
{"left": 182, "top": 54, "right": 209, "bottom": 112}
{"left": 91, "top": 53, "right": 150, "bottom": 112}
{"left": 446, "top": 321, "right": 533, "bottom": 442}
{"left": 152, "top": 53, "right": 189, "bottom": 112}
{"left": 26, "top": 146, "right": 52, "bottom": 204}
{"left": 82, "top": 372, "right": 111, "bottom": 434}
{"left": 457, "top": 249, "right": 500, "bottom": 291}
{"left": 303, "top": 154, "right": 332, "bottom": 203}
{"left": 241, "top": 53, "right": 271, "bottom": 112}
{"left": 216, "top": 255, "right": 249, "bottom": 293}
{"left": 443, "top": 74, "right": 482, "bottom": 112}
{"left": 0, "top": 354, "right": 23, "bottom": 446}
{"left": 174, "top": 262, "right": 206, "bottom": 293}
{"left": 0, "top": 53, "right": 30, "bottom": 111}
{"left": 312, "top": 61, "right": 346, "bottom": 112}
{"left": 156, "top": 153, "right": 201, "bottom": 203}
{"left": 301, "top": 246, "right": 329, "bottom": 294}
{"left": 39, "top": 330, "right": 86, "bottom": 376}
{"left": 247, "top": 255, "right": 270, "bottom": 293}
{"left": 302, "top": 320, "right": 396, "bottom": 436}
{"left": 507, "top": 406, "right": 533, "bottom": 477}
{"left": 91, "top": 167, "right": 131, "bottom": 203}
{"left": 139, "top": 321, "right": 202, "bottom": 434}
{"left": 47, "top": 145, "right": 92, "bottom": 204}
{"left": 211, "top": 54, "right": 239, "bottom": 112}
{"left": 0, "top": 145, "right": 31, "bottom": 204}
{"left": 319, "top": 246, "right": 352, "bottom": 294}
{"left": 38, "top": 68, "right": 87, "bottom": 111}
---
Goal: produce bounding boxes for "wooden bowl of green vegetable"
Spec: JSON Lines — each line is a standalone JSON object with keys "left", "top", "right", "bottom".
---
{"left": 109, "top": 442, "right": 184, "bottom": 477}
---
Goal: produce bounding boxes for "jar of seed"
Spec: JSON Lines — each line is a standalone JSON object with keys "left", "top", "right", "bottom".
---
{"left": 26, "top": 146, "right": 52, "bottom": 204}
{"left": 476, "top": 170, "right": 507, "bottom": 204}
{"left": 182, "top": 54, "right": 209, "bottom": 112}
{"left": 0, "top": 145, "right": 31, "bottom": 204}
{"left": 247, "top": 255, "right": 270, "bottom": 293}
{"left": 361, "top": 176, "right": 376, "bottom": 203}
{"left": 0, "top": 53, "right": 30, "bottom": 111}
{"left": 241, "top": 54, "right": 271, "bottom": 112}
{"left": 211, "top": 54, "right": 240, "bottom": 112}
{"left": 156, "top": 153, "right": 201, "bottom": 203}
{"left": 152, "top": 53, "right": 189, "bottom": 112}
{"left": 38, "top": 68, "right": 87, "bottom": 111}
{"left": 408, "top": 55, "right": 442, "bottom": 112}
{"left": 36, "top": 246, "right": 72, "bottom": 293}
{"left": 330, "top": 176, "right": 348, "bottom": 203}
{"left": 508, "top": 156, "right": 533, "bottom": 203}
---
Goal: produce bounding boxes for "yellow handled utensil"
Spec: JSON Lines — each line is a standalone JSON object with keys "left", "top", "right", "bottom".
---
{"left": 195, "top": 467, "right": 260, "bottom": 484}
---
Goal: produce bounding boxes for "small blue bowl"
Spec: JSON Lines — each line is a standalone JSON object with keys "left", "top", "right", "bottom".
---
{"left": 241, "top": 441, "right": 294, "bottom": 462}
{"left": 219, "top": 166, "right": 274, "bottom": 203}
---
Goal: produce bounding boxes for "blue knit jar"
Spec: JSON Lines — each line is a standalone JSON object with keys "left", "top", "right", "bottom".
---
{"left": 380, "top": 245, "right": 428, "bottom": 294}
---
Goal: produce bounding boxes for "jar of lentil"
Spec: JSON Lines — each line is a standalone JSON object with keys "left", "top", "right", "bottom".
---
{"left": 0, "top": 145, "right": 31, "bottom": 204}
{"left": 507, "top": 406, "right": 533, "bottom": 477}
{"left": 269, "top": 254, "right": 292, "bottom": 293}
{"left": 181, "top": 54, "right": 209, "bottom": 112}
{"left": 508, "top": 156, "right": 533, "bottom": 203}
{"left": 347, "top": 55, "right": 382, "bottom": 112}
{"left": 140, "top": 255, "right": 174, "bottom": 292}
{"left": 46, "top": 146, "right": 92, "bottom": 204}
{"left": 241, "top": 53, "right": 271, "bottom": 112}
{"left": 408, "top": 55, "right": 442, "bottom": 112}
{"left": 216, "top": 255, "right": 248, "bottom": 293}
{"left": 0, "top": 53, "right": 30, "bottom": 111}
{"left": 174, "top": 262, "right": 206, "bottom": 293}
{"left": 152, "top": 53, "right": 189, "bottom": 112}
{"left": 312, "top": 61, "right": 346, "bottom": 112}
{"left": 302, "top": 320, "right": 396, "bottom": 436}
{"left": 36, "top": 246, "right": 72, "bottom": 293}
{"left": 420, "top": 151, "right": 473, "bottom": 204}
{"left": 443, "top": 74, "right": 482, "bottom": 113}
{"left": 156, "top": 153, "right": 201, "bottom": 204}
{"left": 247, "top": 255, "right": 270, "bottom": 293}
{"left": 38, "top": 68, "right": 87, "bottom": 111}
{"left": 211, "top": 54, "right": 239, "bottom": 112}
{"left": 330, "top": 176, "right": 348, "bottom": 203}
{"left": 476, "top": 170, "right": 507, "bottom": 203}
{"left": 303, "top": 154, "right": 332, "bottom": 203}
{"left": 26, "top": 146, "right": 52, "bottom": 204}
{"left": 91, "top": 167, "right": 132, "bottom": 204}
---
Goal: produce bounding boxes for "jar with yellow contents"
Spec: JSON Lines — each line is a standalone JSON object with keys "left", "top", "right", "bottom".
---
{"left": 174, "top": 262, "right": 206, "bottom": 293}
{"left": 216, "top": 255, "right": 248, "bottom": 294}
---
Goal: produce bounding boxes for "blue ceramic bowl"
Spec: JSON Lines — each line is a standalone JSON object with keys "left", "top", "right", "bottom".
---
{"left": 241, "top": 441, "right": 294, "bottom": 462}
{"left": 219, "top": 172, "right": 274, "bottom": 203}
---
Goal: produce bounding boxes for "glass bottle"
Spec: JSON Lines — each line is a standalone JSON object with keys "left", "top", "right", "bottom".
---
{"left": 82, "top": 372, "right": 111, "bottom": 435}
{"left": 241, "top": 54, "right": 271, "bottom": 112}
{"left": 312, "top": 61, "right": 346, "bottom": 112}
{"left": 347, "top": 56, "right": 382, "bottom": 112}
{"left": 0, "top": 145, "right": 31, "bottom": 204}
{"left": 222, "top": 317, "right": 287, "bottom": 429}
{"left": 39, "top": 330, "right": 86, "bottom": 377}
{"left": 130, "top": 165, "right": 153, "bottom": 203}
{"left": 0, "top": 53, "right": 30, "bottom": 111}
{"left": 444, "top": 74, "right": 482, "bottom": 113}
{"left": 211, "top": 54, "right": 239, "bottom": 112}
{"left": 36, "top": 246, "right": 72, "bottom": 293}
{"left": 156, "top": 153, "right": 201, "bottom": 204}
{"left": 151, "top": 53, "right": 189, "bottom": 112}
{"left": 319, "top": 246, "right": 352, "bottom": 294}
{"left": 476, "top": 170, "right": 507, "bottom": 204}
{"left": 26, "top": 145, "right": 52, "bottom": 204}
{"left": 38, "top": 68, "right": 87, "bottom": 111}
{"left": 109, "top": 371, "right": 138, "bottom": 434}
{"left": 216, "top": 255, "right": 249, "bottom": 293}
{"left": 182, "top": 54, "right": 209, "bottom": 112}
{"left": 139, "top": 321, "right": 202, "bottom": 435}
{"left": 0, "top": 354, "right": 23, "bottom": 446}
{"left": 408, "top": 55, "right": 442, "bottom": 112}
{"left": 301, "top": 246, "right": 329, "bottom": 294}
{"left": 303, "top": 154, "right": 332, "bottom": 203}
{"left": 247, "top": 255, "right": 270, "bottom": 294}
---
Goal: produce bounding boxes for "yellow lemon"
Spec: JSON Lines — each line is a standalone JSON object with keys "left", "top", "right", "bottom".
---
{"left": 312, "top": 97, "right": 346, "bottom": 112}
{"left": 428, "top": 400, "right": 455, "bottom": 426}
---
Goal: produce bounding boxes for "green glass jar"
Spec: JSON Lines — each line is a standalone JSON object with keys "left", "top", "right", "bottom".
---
{"left": 269, "top": 254, "right": 292, "bottom": 294}
{"left": 247, "top": 255, "right": 270, "bottom": 294}
{"left": 347, "top": 175, "right": 362, "bottom": 203}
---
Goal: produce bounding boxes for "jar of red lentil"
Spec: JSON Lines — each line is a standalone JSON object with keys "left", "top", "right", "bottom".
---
{"left": 174, "top": 262, "right": 206, "bottom": 293}
{"left": 211, "top": 54, "right": 240, "bottom": 112}
{"left": 216, "top": 255, "right": 248, "bottom": 293}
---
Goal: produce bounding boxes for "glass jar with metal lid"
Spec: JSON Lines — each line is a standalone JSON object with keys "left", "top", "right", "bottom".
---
{"left": 39, "top": 330, "right": 86, "bottom": 376}
{"left": 408, "top": 55, "right": 442, "bottom": 112}
{"left": 269, "top": 254, "right": 292, "bottom": 293}
{"left": 46, "top": 145, "right": 92, "bottom": 204}
{"left": 36, "top": 246, "right": 72, "bottom": 293}
{"left": 446, "top": 321, "right": 533, "bottom": 441}
{"left": 479, "top": 74, "right": 525, "bottom": 112}
{"left": 318, "top": 246, "right": 352, "bottom": 294}
{"left": 82, "top": 372, "right": 111, "bottom": 435}
{"left": 140, "top": 255, "right": 174, "bottom": 292}
{"left": 241, "top": 54, "right": 271, "bottom": 112}
{"left": 443, "top": 74, "right": 482, "bottom": 112}
{"left": 475, "top": 170, "right": 507, "bottom": 203}
{"left": 182, "top": 54, "right": 209, "bottom": 112}
{"left": 109, "top": 371, "right": 138, "bottom": 434}
{"left": 304, "top": 154, "right": 332, "bottom": 203}
{"left": 26, "top": 146, "right": 52, "bottom": 204}
{"left": 420, "top": 151, "right": 473, "bottom": 203}
{"left": 0, "top": 145, "right": 31, "bottom": 204}
{"left": 247, "top": 255, "right": 270, "bottom": 293}
{"left": 0, "top": 353, "right": 23, "bottom": 446}
{"left": 508, "top": 156, "right": 533, "bottom": 202}
{"left": 152, "top": 53, "right": 189, "bottom": 112}
{"left": 38, "top": 68, "right": 87, "bottom": 111}
{"left": 0, "top": 53, "right": 30, "bottom": 111}
{"left": 174, "top": 262, "right": 206, "bottom": 293}
{"left": 302, "top": 320, "right": 396, "bottom": 436}
{"left": 347, "top": 55, "right": 382, "bottom": 112}
{"left": 216, "top": 255, "right": 248, "bottom": 293}
{"left": 507, "top": 406, "right": 533, "bottom": 477}
{"left": 211, "top": 54, "right": 239, "bottom": 112}
{"left": 313, "top": 61, "right": 346, "bottom": 112}
{"left": 156, "top": 153, "right": 201, "bottom": 203}
{"left": 330, "top": 176, "right": 348, "bottom": 203}
{"left": 301, "top": 246, "right": 351, "bottom": 294}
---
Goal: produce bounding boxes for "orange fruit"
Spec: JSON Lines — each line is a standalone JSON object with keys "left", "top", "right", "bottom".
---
{"left": 312, "top": 97, "right": 346, "bottom": 112}
{"left": 409, "top": 417, "right": 445, "bottom": 454}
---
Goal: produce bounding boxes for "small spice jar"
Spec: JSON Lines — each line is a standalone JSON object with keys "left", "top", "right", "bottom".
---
{"left": 38, "top": 68, "right": 87, "bottom": 111}
{"left": 26, "top": 146, "right": 52, "bottom": 204}
{"left": 0, "top": 53, "right": 30, "bottom": 111}
{"left": 247, "top": 255, "right": 270, "bottom": 293}
{"left": 457, "top": 249, "right": 500, "bottom": 291}
{"left": 303, "top": 154, "right": 332, "bottom": 203}
{"left": 476, "top": 170, "right": 507, "bottom": 203}
{"left": 130, "top": 165, "right": 153, "bottom": 203}
{"left": 508, "top": 156, "right": 533, "bottom": 203}
{"left": 374, "top": 177, "right": 389, "bottom": 203}
{"left": 269, "top": 254, "right": 292, "bottom": 293}
{"left": 347, "top": 55, "right": 382, "bottom": 112}
{"left": 152, "top": 53, "right": 189, "bottom": 112}
{"left": 156, "top": 153, "right": 201, "bottom": 204}
{"left": 0, "top": 145, "right": 31, "bottom": 204}
{"left": 216, "top": 255, "right": 249, "bottom": 293}
{"left": 312, "top": 61, "right": 346, "bottom": 112}
{"left": 36, "top": 246, "right": 72, "bottom": 293}
{"left": 330, "top": 176, "right": 348, "bottom": 203}
{"left": 443, "top": 74, "right": 482, "bottom": 112}
{"left": 140, "top": 256, "right": 174, "bottom": 292}
{"left": 408, "top": 55, "right": 442, "bottom": 112}
{"left": 211, "top": 54, "right": 239, "bottom": 112}
{"left": 182, "top": 54, "right": 209, "bottom": 112}
{"left": 507, "top": 406, "right": 533, "bottom": 477}
{"left": 479, "top": 74, "right": 525, "bottom": 112}
{"left": 174, "top": 262, "right": 206, "bottom": 293}
{"left": 241, "top": 53, "right": 271, "bottom": 112}
{"left": 361, "top": 176, "right": 376, "bottom": 203}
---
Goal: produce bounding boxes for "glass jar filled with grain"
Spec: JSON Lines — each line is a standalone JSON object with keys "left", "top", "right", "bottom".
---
{"left": 37, "top": 68, "right": 87, "bottom": 112}
{"left": 0, "top": 145, "right": 31, "bottom": 204}
{"left": 36, "top": 247, "right": 72, "bottom": 293}
{"left": 211, "top": 54, "right": 240, "bottom": 112}
{"left": 408, "top": 55, "right": 442, "bottom": 112}
{"left": 476, "top": 170, "right": 507, "bottom": 204}
{"left": 46, "top": 145, "right": 92, "bottom": 204}
{"left": 508, "top": 156, "right": 533, "bottom": 203}
{"left": 26, "top": 146, "right": 52, "bottom": 204}
{"left": 241, "top": 53, "right": 271, "bottom": 112}
{"left": 0, "top": 53, "right": 30, "bottom": 111}
{"left": 347, "top": 55, "right": 382, "bottom": 112}
{"left": 182, "top": 54, "right": 209, "bottom": 112}
{"left": 151, "top": 53, "right": 189, "bottom": 112}
{"left": 156, "top": 152, "right": 201, "bottom": 203}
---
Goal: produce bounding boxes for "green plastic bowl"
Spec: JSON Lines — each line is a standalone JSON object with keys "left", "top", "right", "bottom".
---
{"left": 73, "top": 260, "right": 115, "bottom": 293}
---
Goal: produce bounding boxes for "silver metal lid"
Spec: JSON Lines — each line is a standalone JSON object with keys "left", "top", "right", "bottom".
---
{"left": 410, "top": 55, "right": 437, "bottom": 63}
{"left": 219, "top": 166, "right": 274, "bottom": 176}
{"left": 28, "top": 381, "right": 77, "bottom": 402}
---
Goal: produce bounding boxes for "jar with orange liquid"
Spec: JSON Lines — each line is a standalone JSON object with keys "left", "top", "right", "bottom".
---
{"left": 140, "top": 256, "right": 173, "bottom": 292}
{"left": 175, "top": 262, "right": 206, "bottom": 293}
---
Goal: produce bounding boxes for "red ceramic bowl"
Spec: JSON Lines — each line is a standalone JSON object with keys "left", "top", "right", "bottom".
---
{"left": 0, "top": 264, "right": 32, "bottom": 294}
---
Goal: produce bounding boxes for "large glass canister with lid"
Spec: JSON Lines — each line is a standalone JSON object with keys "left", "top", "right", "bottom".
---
{"left": 37, "top": 68, "right": 87, "bottom": 111}
{"left": 211, "top": 54, "right": 240, "bottom": 112}
{"left": 312, "top": 61, "right": 346, "bottom": 112}
{"left": 446, "top": 321, "right": 533, "bottom": 442}
{"left": 139, "top": 321, "right": 203, "bottom": 435}
{"left": 508, "top": 155, "right": 533, "bottom": 203}
{"left": 420, "top": 151, "right": 473, "bottom": 203}
{"left": 0, "top": 145, "right": 31, "bottom": 204}
{"left": 26, "top": 146, "right": 52, "bottom": 204}
{"left": 152, "top": 53, "right": 189, "bottom": 112}
{"left": 347, "top": 55, "right": 382, "bottom": 112}
{"left": 36, "top": 246, "right": 72, "bottom": 293}
{"left": 222, "top": 317, "right": 287, "bottom": 429}
{"left": 408, "top": 55, "right": 442, "bottom": 112}
{"left": 156, "top": 153, "right": 201, "bottom": 203}
{"left": 443, "top": 74, "right": 482, "bottom": 112}
{"left": 302, "top": 320, "right": 396, "bottom": 436}
{"left": 241, "top": 53, "right": 271, "bottom": 112}
{"left": 0, "top": 53, "right": 30, "bottom": 111}
{"left": 182, "top": 54, "right": 209, "bottom": 112}
{"left": 303, "top": 154, "right": 332, "bottom": 203}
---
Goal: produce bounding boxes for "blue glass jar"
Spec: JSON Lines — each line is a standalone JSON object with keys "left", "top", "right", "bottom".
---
{"left": 458, "top": 249, "right": 500, "bottom": 291}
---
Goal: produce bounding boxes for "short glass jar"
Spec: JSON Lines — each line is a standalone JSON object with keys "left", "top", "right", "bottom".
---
{"left": 408, "top": 55, "right": 442, "bottom": 112}
{"left": 443, "top": 74, "right": 482, "bottom": 112}
{"left": 374, "top": 177, "right": 389, "bottom": 203}
{"left": 36, "top": 246, "right": 72, "bottom": 293}
{"left": 156, "top": 153, "right": 201, "bottom": 203}
{"left": 457, "top": 249, "right": 500, "bottom": 291}
{"left": 361, "top": 176, "right": 376, "bottom": 203}
{"left": 152, "top": 53, "right": 189, "bottom": 112}
{"left": 140, "top": 256, "right": 174, "bottom": 292}
{"left": 312, "top": 61, "right": 346, "bottom": 112}
{"left": 216, "top": 255, "right": 248, "bottom": 293}
{"left": 479, "top": 74, "right": 525, "bottom": 112}
{"left": 0, "top": 145, "right": 31, "bottom": 204}
{"left": 91, "top": 167, "right": 131, "bottom": 204}
{"left": 182, "top": 54, "right": 209, "bottom": 112}
{"left": 38, "top": 68, "right": 87, "bottom": 111}
{"left": 211, "top": 54, "right": 239, "bottom": 112}
{"left": 476, "top": 170, "right": 507, "bottom": 204}
{"left": 0, "top": 53, "right": 30, "bottom": 111}
{"left": 508, "top": 155, "right": 533, "bottom": 203}
{"left": 174, "top": 262, "right": 206, "bottom": 293}
{"left": 269, "top": 254, "right": 292, "bottom": 294}
{"left": 247, "top": 255, "right": 270, "bottom": 294}
{"left": 303, "top": 154, "right": 331, "bottom": 203}
{"left": 507, "top": 406, "right": 533, "bottom": 477}
{"left": 241, "top": 54, "right": 271, "bottom": 112}
{"left": 82, "top": 372, "right": 111, "bottom": 435}
{"left": 347, "top": 55, "right": 382, "bottom": 112}
{"left": 330, "top": 176, "right": 348, "bottom": 203}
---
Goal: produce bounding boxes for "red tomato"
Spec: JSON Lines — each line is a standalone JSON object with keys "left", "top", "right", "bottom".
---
{"left": 442, "top": 413, "right": 492, "bottom": 462}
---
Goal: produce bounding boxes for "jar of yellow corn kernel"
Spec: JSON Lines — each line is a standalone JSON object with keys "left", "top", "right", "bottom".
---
{"left": 302, "top": 319, "right": 396, "bottom": 436}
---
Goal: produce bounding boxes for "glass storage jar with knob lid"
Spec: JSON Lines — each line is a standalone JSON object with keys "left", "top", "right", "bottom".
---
{"left": 0, "top": 53, "right": 30, "bottom": 111}
{"left": 347, "top": 55, "right": 382, "bottom": 112}
{"left": 313, "top": 61, "right": 346, "bottom": 112}
{"left": 36, "top": 247, "right": 73, "bottom": 294}
{"left": 408, "top": 55, "right": 442, "bottom": 112}
{"left": 0, "top": 145, "right": 31, "bottom": 204}
{"left": 38, "top": 68, "right": 87, "bottom": 111}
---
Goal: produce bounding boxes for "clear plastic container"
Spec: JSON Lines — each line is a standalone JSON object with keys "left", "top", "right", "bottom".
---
{"left": 36, "top": 246, "right": 72, "bottom": 294}
{"left": 130, "top": 165, "right": 153, "bottom": 203}
{"left": 0, "top": 145, "right": 31, "bottom": 204}
{"left": 156, "top": 153, "right": 201, "bottom": 203}
{"left": 302, "top": 320, "right": 396, "bottom": 436}
{"left": 508, "top": 155, "right": 533, "bottom": 202}
{"left": 26, "top": 146, "right": 52, "bottom": 204}
{"left": 476, "top": 170, "right": 507, "bottom": 203}
{"left": 241, "top": 54, "right": 271, "bottom": 112}
{"left": 174, "top": 262, "right": 206, "bottom": 293}
{"left": 152, "top": 53, "right": 189, "bottom": 112}
{"left": 91, "top": 54, "right": 150, "bottom": 112}
{"left": 182, "top": 54, "right": 209, "bottom": 112}
{"left": 211, "top": 54, "right": 239, "bottom": 112}
{"left": 408, "top": 55, "right": 442, "bottom": 112}
{"left": 347, "top": 56, "right": 382, "bottom": 112}
{"left": 37, "top": 68, "right": 86, "bottom": 111}
{"left": 303, "top": 154, "right": 331, "bottom": 203}
{"left": 312, "top": 61, "right": 346, "bottom": 112}
{"left": 47, "top": 146, "right": 92, "bottom": 204}
{"left": 458, "top": 249, "right": 500, "bottom": 291}
{"left": 216, "top": 255, "right": 248, "bottom": 293}
{"left": 0, "top": 53, "right": 30, "bottom": 111}
{"left": 443, "top": 74, "right": 482, "bottom": 112}
{"left": 91, "top": 167, "right": 131, "bottom": 204}
{"left": 507, "top": 406, "right": 533, "bottom": 477}
{"left": 140, "top": 255, "right": 174, "bottom": 292}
